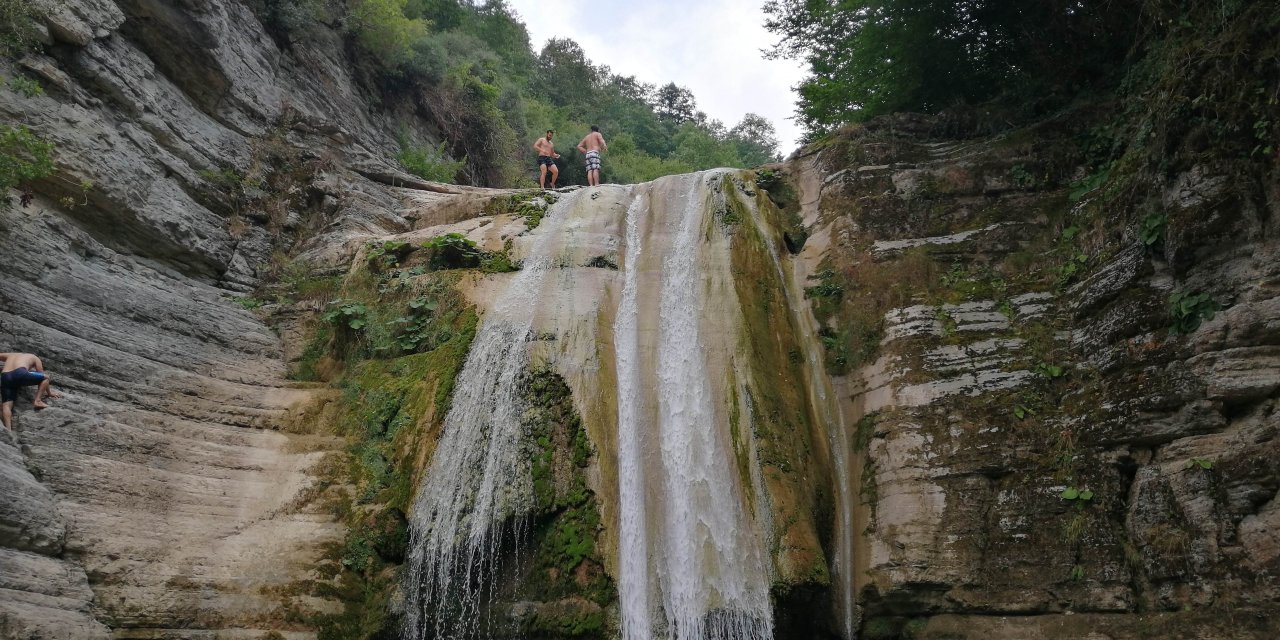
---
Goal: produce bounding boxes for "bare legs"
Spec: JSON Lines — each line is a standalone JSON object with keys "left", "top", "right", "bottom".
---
{"left": 1, "top": 402, "right": 11, "bottom": 431}
{"left": 32, "top": 376, "right": 60, "bottom": 411}
{"left": 588, "top": 169, "right": 600, "bottom": 186}
{"left": 539, "top": 164, "right": 559, "bottom": 189}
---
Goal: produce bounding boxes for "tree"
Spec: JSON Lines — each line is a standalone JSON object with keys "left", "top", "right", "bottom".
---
{"left": 764, "top": 0, "right": 1143, "bottom": 135}
{"left": 653, "top": 83, "right": 698, "bottom": 125}
{"left": 536, "top": 38, "right": 600, "bottom": 111}
{"left": 728, "top": 114, "right": 781, "bottom": 166}
{"left": 350, "top": 0, "right": 429, "bottom": 68}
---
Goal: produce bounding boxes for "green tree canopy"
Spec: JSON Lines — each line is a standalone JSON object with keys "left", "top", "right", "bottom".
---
{"left": 764, "top": 0, "right": 1142, "bottom": 136}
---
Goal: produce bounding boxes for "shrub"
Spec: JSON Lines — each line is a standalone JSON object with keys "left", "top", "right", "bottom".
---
{"left": 422, "top": 233, "right": 482, "bottom": 269}
{"left": 397, "top": 140, "right": 464, "bottom": 183}
{"left": 349, "top": 0, "right": 428, "bottom": 69}
{"left": 0, "top": 125, "right": 55, "bottom": 199}
{"left": 366, "top": 239, "right": 414, "bottom": 270}
{"left": 0, "top": 0, "right": 42, "bottom": 57}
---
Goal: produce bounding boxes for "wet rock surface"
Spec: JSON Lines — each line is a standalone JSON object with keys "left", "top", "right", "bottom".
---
{"left": 791, "top": 113, "right": 1279, "bottom": 636}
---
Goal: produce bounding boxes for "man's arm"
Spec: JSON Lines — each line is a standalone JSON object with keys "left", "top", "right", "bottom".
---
{"left": 31, "top": 357, "right": 43, "bottom": 372}
{"left": 600, "top": 135, "right": 608, "bottom": 152}
{"left": 577, "top": 135, "right": 589, "bottom": 153}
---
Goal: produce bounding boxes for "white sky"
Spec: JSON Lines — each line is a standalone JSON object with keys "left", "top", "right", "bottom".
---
{"left": 504, "top": 0, "right": 808, "bottom": 154}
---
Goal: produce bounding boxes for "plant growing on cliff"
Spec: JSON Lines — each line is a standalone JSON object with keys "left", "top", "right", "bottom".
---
{"left": 422, "top": 232, "right": 483, "bottom": 269}
{"left": 0, "top": 125, "right": 54, "bottom": 205}
{"left": 1, "top": 74, "right": 42, "bottom": 97}
{"left": 366, "top": 239, "right": 414, "bottom": 270}
{"left": 0, "top": 0, "right": 42, "bottom": 57}
{"left": 397, "top": 139, "right": 464, "bottom": 183}
{"left": 1168, "top": 290, "right": 1220, "bottom": 335}
{"left": 325, "top": 301, "right": 370, "bottom": 330}
{"left": 1139, "top": 211, "right": 1168, "bottom": 250}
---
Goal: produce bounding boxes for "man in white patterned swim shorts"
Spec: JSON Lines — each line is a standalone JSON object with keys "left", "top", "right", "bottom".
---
{"left": 577, "top": 125, "right": 608, "bottom": 187}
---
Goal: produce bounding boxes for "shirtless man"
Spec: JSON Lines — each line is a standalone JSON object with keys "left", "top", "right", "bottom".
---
{"left": 577, "top": 125, "right": 608, "bottom": 186}
{"left": 533, "top": 130, "right": 560, "bottom": 189}
{"left": 0, "top": 352, "right": 61, "bottom": 431}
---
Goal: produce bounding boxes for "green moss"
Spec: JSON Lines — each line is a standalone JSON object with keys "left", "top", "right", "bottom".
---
{"left": 517, "top": 369, "right": 615, "bottom": 612}
{"left": 281, "top": 257, "right": 481, "bottom": 640}
{"left": 485, "top": 191, "right": 557, "bottom": 230}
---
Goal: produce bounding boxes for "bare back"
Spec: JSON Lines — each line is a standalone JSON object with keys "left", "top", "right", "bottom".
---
{"left": 0, "top": 353, "right": 39, "bottom": 373}
{"left": 578, "top": 131, "right": 606, "bottom": 153}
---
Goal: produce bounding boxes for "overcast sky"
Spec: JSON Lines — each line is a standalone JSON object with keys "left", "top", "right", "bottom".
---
{"left": 504, "top": 0, "right": 808, "bottom": 154}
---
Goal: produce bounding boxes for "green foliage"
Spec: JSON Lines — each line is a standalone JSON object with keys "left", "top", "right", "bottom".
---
{"left": 1139, "top": 211, "right": 1168, "bottom": 248}
{"left": 349, "top": 0, "right": 429, "bottom": 68}
{"left": 0, "top": 125, "right": 55, "bottom": 198}
{"left": 397, "top": 139, "right": 464, "bottom": 183}
{"left": 1168, "top": 290, "right": 1220, "bottom": 335}
{"left": 1069, "top": 163, "right": 1113, "bottom": 202}
{"left": 235, "top": 297, "right": 265, "bottom": 310}
{"left": 366, "top": 239, "right": 415, "bottom": 271}
{"left": 1, "top": 75, "right": 42, "bottom": 97}
{"left": 422, "top": 232, "right": 482, "bottom": 269}
{"left": 484, "top": 191, "right": 554, "bottom": 229}
{"left": 479, "top": 250, "right": 517, "bottom": 273}
{"left": 325, "top": 301, "right": 370, "bottom": 331}
{"left": 1036, "top": 362, "right": 1067, "bottom": 379}
{"left": 1060, "top": 486, "right": 1095, "bottom": 501}
{"left": 804, "top": 268, "right": 843, "bottom": 303}
{"left": 1188, "top": 457, "right": 1215, "bottom": 471}
{"left": 0, "top": 0, "right": 42, "bottom": 57}
{"left": 763, "top": 0, "right": 1142, "bottom": 134}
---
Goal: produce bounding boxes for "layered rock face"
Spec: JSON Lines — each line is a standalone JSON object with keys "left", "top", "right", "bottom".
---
{"left": 0, "top": 1, "right": 462, "bottom": 637}
{"left": 2, "top": 3, "right": 1277, "bottom": 639}
{"left": 788, "top": 114, "right": 1280, "bottom": 638}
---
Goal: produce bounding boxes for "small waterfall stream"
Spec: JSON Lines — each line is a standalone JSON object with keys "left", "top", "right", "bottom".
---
{"left": 401, "top": 191, "right": 579, "bottom": 639}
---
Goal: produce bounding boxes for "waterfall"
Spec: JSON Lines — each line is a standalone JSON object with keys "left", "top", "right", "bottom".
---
{"left": 615, "top": 193, "right": 654, "bottom": 640}
{"left": 401, "top": 171, "right": 839, "bottom": 640}
{"left": 401, "top": 191, "right": 578, "bottom": 640}
{"left": 615, "top": 173, "right": 774, "bottom": 640}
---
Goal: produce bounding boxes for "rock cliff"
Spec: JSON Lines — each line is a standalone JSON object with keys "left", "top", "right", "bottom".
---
{"left": 2, "top": 2, "right": 1277, "bottom": 639}
{"left": 0, "top": 0, "right": 467, "bottom": 637}
{"left": 786, "top": 112, "right": 1280, "bottom": 638}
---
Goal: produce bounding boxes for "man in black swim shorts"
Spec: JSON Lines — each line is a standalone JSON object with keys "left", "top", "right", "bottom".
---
{"left": 1, "top": 352, "right": 62, "bottom": 431}
{"left": 533, "top": 130, "right": 560, "bottom": 189}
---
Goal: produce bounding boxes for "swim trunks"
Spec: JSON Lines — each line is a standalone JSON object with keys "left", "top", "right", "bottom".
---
{"left": 537, "top": 155, "right": 556, "bottom": 167}
{"left": 1, "top": 368, "right": 46, "bottom": 403}
{"left": 585, "top": 150, "right": 601, "bottom": 172}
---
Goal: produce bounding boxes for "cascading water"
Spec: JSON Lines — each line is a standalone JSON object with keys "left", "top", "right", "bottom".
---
{"left": 401, "top": 191, "right": 578, "bottom": 640}
{"left": 615, "top": 193, "right": 654, "bottom": 640}
{"left": 615, "top": 173, "right": 775, "bottom": 640}
{"left": 402, "top": 170, "right": 849, "bottom": 640}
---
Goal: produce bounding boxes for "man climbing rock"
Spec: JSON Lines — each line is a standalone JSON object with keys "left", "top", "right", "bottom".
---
{"left": 577, "top": 125, "right": 608, "bottom": 186}
{"left": 1, "top": 352, "right": 62, "bottom": 431}
{"left": 533, "top": 130, "right": 560, "bottom": 189}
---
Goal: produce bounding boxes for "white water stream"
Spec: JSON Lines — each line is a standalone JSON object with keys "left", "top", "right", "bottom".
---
{"left": 615, "top": 173, "right": 774, "bottom": 640}
{"left": 402, "top": 171, "right": 851, "bottom": 640}
{"left": 402, "top": 191, "right": 578, "bottom": 640}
